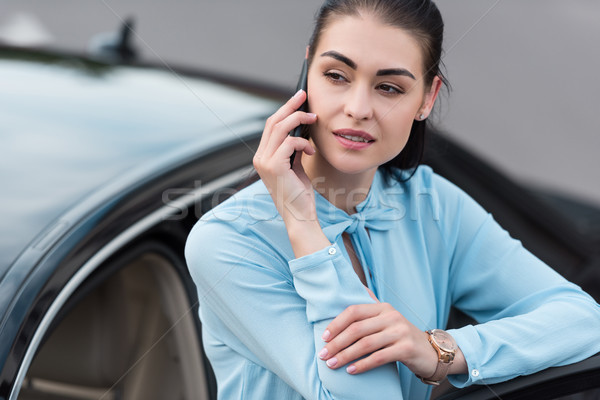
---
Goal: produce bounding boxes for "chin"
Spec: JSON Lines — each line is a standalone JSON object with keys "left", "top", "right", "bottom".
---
{"left": 327, "top": 154, "right": 379, "bottom": 176}
{"left": 334, "top": 163, "right": 371, "bottom": 175}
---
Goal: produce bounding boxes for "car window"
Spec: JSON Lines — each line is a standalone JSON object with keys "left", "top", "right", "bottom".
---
{"left": 21, "top": 247, "right": 210, "bottom": 400}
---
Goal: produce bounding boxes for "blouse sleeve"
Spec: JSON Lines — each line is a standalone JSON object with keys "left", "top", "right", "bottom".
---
{"left": 433, "top": 175, "right": 600, "bottom": 387}
{"left": 185, "top": 217, "right": 404, "bottom": 399}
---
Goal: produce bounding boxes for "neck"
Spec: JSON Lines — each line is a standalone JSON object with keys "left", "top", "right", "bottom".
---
{"left": 302, "top": 154, "right": 377, "bottom": 215}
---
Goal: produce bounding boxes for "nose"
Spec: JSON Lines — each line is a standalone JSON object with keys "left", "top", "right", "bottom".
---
{"left": 343, "top": 83, "right": 373, "bottom": 121}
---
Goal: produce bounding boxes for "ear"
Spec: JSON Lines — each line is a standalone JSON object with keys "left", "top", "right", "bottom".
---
{"left": 415, "top": 76, "right": 443, "bottom": 120}
{"left": 305, "top": 45, "right": 310, "bottom": 60}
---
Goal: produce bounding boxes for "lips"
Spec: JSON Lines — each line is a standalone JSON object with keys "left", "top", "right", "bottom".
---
{"left": 332, "top": 129, "right": 375, "bottom": 143}
{"left": 332, "top": 129, "right": 375, "bottom": 150}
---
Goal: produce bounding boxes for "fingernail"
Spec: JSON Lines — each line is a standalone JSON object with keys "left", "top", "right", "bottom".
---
{"left": 293, "top": 89, "right": 303, "bottom": 98}
{"left": 322, "top": 330, "right": 331, "bottom": 341}
{"left": 318, "top": 348, "right": 328, "bottom": 359}
{"left": 326, "top": 357, "right": 338, "bottom": 368}
{"left": 346, "top": 365, "right": 357, "bottom": 374}
{"left": 307, "top": 113, "right": 317, "bottom": 118}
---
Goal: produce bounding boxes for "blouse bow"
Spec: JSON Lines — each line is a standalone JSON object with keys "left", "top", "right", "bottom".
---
{"left": 315, "top": 172, "right": 402, "bottom": 296}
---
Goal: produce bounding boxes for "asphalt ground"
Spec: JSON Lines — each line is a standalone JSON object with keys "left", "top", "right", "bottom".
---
{"left": 1, "top": 0, "right": 599, "bottom": 205}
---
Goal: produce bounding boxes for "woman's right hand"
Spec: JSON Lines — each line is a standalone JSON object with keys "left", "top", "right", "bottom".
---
{"left": 253, "top": 89, "right": 319, "bottom": 225}
{"left": 254, "top": 90, "right": 331, "bottom": 258}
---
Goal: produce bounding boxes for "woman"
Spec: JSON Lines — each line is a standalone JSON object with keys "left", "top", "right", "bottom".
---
{"left": 185, "top": 0, "right": 600, "bottom": 398}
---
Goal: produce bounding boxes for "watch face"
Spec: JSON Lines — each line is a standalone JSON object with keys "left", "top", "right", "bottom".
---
{"left": 431, "top": 329, "right": 457, "bottom": 353}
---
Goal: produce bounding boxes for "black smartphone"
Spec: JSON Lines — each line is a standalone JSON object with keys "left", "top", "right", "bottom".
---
{"left": 289, "top": 58, "right": 309, "bottom": 167}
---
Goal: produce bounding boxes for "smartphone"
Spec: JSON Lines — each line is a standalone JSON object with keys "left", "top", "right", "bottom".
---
{"left": 289, "top": 58, "right": 309, "bottom": 167}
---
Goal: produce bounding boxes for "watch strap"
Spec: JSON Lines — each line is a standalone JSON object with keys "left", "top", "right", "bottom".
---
{"left": 419, "top": 359, "right": 451, "bottom": 385}
{"left": 417, "top": 330, "right": 455, "bottom": 385}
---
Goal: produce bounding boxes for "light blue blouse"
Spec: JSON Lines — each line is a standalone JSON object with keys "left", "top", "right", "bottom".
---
{"left": 185, "top": 166, "right": 600, "bottom": 400}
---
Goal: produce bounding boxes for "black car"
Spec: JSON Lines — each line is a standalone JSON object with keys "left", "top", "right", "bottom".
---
{"left": 0, "top": 44, "right": 599, "bottom": 400}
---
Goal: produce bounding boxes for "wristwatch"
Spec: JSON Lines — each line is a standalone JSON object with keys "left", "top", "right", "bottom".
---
{"left": 417, "top": 329, "right": 457, "bottom": 385}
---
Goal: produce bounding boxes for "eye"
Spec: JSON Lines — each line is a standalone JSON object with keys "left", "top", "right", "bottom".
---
{"left": 324, "top": 71, "right": 347, "bottom": 83}
{"left": 377, "top": 83, "right": 404, "bottom": 95}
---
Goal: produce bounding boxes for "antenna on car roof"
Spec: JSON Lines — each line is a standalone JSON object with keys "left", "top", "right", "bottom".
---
{"left": 88, "top": 17, "right": 138, "bottom": 64}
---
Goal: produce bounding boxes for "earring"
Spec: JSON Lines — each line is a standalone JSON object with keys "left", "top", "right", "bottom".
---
{"left": 419, "top": 114, "right": 426, "bottom": 120}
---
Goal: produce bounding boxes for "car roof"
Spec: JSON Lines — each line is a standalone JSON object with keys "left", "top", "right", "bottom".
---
{"left": 0, "top": 48, "right": 278, "bottom": 272}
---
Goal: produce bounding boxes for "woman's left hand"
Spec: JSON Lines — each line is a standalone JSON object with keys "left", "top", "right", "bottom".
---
{"left": 318, "top": 296, "right": 438, "bottom": 377}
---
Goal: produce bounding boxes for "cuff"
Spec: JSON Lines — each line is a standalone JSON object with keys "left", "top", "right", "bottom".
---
{"left": 447, "top": 325, "right": 484, "bottom": 387}
{"left": 289, "top": 243, "right": 374, "bottom": 323}
{"left": 289, "top": 243, "right": 342, "bottom": 275}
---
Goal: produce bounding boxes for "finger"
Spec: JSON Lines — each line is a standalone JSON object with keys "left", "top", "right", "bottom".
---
{"left": 262, "top": 90, "right": 307, "bottom": 143}
{"left": 320, "top": 317, "right": 384, "bottom": 362}
{"left": 264, "top": 111, "right": 316, "bottom": 156}
{"left": 324, "top": 332, "right": 393, "bottom": 371}
{"left": 255, "top": 127, "right": 313, "bottom": 172}
{"left": 255, "top": 90, "right": 307, "bottom": 156}
{"left": 322, "top": 303, "right": 382, "bottom": 343}
{"left": 273, "top": 136, "right": 315, "bottom": 174}
{"left": 271, "top": 89, "right": 307, "bottom": 126}
{"left": 345, "top": 347, "right": 398, "bottom": 375}
{"left": 272, "top": 136, "right": 315, "bottom": 163}
{"left": 256, "top": 137, "right": 314, "bottom": 177}
{"left": 291, "top": 145, "right": 313, "bottom": 179}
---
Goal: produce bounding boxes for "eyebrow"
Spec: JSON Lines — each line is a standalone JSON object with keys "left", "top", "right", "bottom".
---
{"left": 320, "top": 50, "right": 416, "bottom": 80}
{"left": 376, "top": 68, "right": 416, "bottom": 80}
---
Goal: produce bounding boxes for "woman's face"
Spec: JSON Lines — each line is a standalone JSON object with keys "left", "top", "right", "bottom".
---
{"left": 306, "top": 14, "right": 440, "bottom": 177}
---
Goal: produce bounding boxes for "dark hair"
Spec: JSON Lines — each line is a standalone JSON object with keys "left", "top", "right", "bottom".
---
{"left": 307, "top": 0, "right": 447, "bottom": 182}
